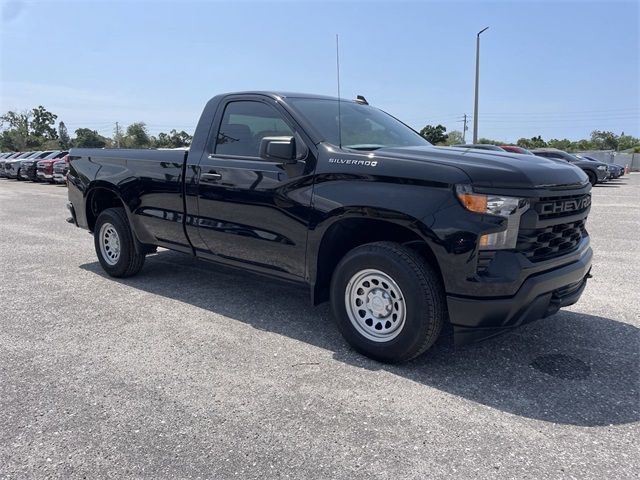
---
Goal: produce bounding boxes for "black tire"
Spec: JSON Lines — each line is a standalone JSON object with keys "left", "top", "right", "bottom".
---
{"left": 15, "top": 169, "right": 22, "bottom": 181}
{"left": 94, "top": 207, "right": 146, "bottom": 277}
{"left": 586, "top": 170, "right": 597, "bottom": 186}
{"left": 330, "top": 241, "right": 445, "bottom": 363}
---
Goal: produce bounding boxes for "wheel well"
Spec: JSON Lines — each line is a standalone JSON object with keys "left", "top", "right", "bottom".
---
{"left": 86, "top": 188, "right": 125, "bottom": 231}
{"left": 313, "top": 218, "right": 443, "bottom": 305}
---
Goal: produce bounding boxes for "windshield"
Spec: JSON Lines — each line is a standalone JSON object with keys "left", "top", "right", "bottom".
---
{"left": 287, "top": 98, "right": 430, "bottom": 150}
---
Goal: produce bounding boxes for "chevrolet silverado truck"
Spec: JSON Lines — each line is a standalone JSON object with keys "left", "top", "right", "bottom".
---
{"left": 67, "top": 92, "right": 593, "bottom": 362}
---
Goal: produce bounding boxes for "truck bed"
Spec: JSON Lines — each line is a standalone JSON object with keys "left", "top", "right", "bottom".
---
{"left": 68, "top": 147, "right": 191, "bottom": 250}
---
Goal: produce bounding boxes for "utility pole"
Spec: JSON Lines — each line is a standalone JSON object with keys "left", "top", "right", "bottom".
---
{"left": 473, "top": 27, "right": 489, "bottom": 144}
{"left": 115, "top": 122, "right": 120, "bottom": 148}
{"left": 462, "top": 114, "right": 468, "bottom": 143}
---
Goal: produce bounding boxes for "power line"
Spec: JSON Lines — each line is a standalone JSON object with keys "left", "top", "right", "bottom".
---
{"left": 479, "top": 107, "right": 639, "bottom": 116}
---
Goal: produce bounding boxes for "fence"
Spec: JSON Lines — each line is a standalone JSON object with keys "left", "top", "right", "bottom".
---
{"left": 576, "top": 150, "right": 640, "bottom": 172}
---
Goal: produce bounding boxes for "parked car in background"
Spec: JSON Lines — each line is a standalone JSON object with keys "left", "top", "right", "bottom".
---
{"left": 577, "top": 155, "right": 624, "bottom": 178}
{"left": 452, "top": 144, "right": 506, "bottom": 151}
{"left": 5, "top": 152, "right": 38, "bottom": 179}
{"left": 20, "top": 151, "right": 56, "bottom": 181}
{"left": 0, "top": 152, "right": 18, "bottom": 177}
{"left": 1, "top": 152, "right": 22, "bottom": 176}
{"left": 531, "top": 148, "right": 608, "bottom": 185}
{"left": 36, "top": 151, "right": 68, "bottom": 182}
{"left": 52, "top": 154, "right": 71, "bottom": 184}
{"left": 607, "top": 163, "right": 624, "bottom": 178}
{"left": 500, "top": 145, "right": 535, "bottom": 155}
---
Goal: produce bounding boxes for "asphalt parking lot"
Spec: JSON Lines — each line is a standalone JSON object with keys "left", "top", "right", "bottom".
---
{"left": 1, "top": 175, "right": 638, "bottom": 479}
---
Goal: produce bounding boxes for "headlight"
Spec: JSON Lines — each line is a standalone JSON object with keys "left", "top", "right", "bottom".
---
{"left": 597, "top": 165, "right": 607, "bottom": 171}
{"left": 456, "top": 185, "right": 529, "bottom": 250}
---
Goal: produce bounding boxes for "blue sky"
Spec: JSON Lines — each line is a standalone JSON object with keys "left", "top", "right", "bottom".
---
{"left": 1, "top": 0, "right": 638, "bottom": 142}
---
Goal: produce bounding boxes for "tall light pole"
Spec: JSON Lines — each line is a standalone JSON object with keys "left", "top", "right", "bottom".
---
{"left": 473, "top": 27, "right": 489, "bottom": 144}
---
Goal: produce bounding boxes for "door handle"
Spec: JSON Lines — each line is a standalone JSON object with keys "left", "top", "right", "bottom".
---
{"left": 201, "top": 172, "right": 222, "bottom": 182}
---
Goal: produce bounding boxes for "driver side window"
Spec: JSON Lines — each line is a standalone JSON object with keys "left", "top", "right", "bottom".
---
{"left": 215, "top": 101, "right": 293, "bottom": 158}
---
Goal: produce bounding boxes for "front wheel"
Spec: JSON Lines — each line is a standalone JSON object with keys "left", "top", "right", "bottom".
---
{"left": 94, "top": 207, "right": 146, "bottom": 277}
{"left": 330, "top": 242, "right": 445, "bottom": 363}
{"left": 587, "top": 171, "right": 597, "bottom": 186}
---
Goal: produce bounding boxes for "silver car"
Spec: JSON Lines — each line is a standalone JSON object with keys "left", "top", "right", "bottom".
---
{"left": 4, "top": 152, "right": 39, "bottom": 179}
{"left": 0, "top": 152, "right": 18, "bottom": 177}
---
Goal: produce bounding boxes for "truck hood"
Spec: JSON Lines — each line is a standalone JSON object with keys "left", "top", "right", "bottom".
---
{"left": 379, "top": 145, "right": 588, "bottom": 189}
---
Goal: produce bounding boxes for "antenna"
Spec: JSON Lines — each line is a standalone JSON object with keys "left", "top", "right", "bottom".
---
{"left": 336, "top": 34, "right": 342, "bottom": 149}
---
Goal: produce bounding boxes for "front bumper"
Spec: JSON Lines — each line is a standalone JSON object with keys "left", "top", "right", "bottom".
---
{"left": 596, "top": 169, "right": 608, "bottom": 182}
{"left": 448, "top": 244, "right": 592, "bottom": 345}
{"left": 20, "top": 167, "right": 38, "bottom": 181}
{"left": 37, "top": 172, "right": 54, "bottom": 181}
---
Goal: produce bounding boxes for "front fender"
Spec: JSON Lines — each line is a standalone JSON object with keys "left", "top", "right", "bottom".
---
{"left": 307, "top": 179, "right": 507, "bottom": 299}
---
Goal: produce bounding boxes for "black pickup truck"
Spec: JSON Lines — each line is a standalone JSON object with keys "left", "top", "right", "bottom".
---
{"left": 67, "top": 91, "right": 593, "bottom": 362}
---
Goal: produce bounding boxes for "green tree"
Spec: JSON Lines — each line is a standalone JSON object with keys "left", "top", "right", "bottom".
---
{"left": 517, "top": 135, "right": 547, "bottom": 149}
{"left": 547, "top": 138, "right": 573, "bottom": 151}
{"left": 617, "top": 134, "right": 640, "bottom": 151}
{"left": 590, "top": 130, "right": 618, "bottom": 150}
{"left": 58, "top": 121, "right": 71, "bottom": 149}
{"left": 0, "top": 110, "right": 31, "bottom": 150}
{"left": 74, "top": 128, "right": 108, "bottom": 148}
{"left": 0, "top": 106, "right": 62, "bottom": 149}
{"left": 124, "top": 122, "right": 151, "bottom": 148}
{"left": 573, "top": 139, "right": 594, "bottom": 151}
{"left": 152, "top": 129, "right": 193, "bottom": 148}
{"left": 478, "top": 137, "right": 505, "bottom": 145}
{"left": 444, "top": 130, "right": 464, "bottom": 146}
{"left": 419, "top": 124, "right": 448, "bottom": 144}
{"left": 172, "top": 130, "right": 192, "bottom": 147}
{"left": 31, "top": 105, "right": 58, "bottom": 140}
{"left": 0, "top": 130, "right": 20, "bottom": 151}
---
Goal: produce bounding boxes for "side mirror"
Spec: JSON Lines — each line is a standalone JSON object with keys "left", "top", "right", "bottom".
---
{"left": 259, "top": 136, "right": 296, "bottom": 163}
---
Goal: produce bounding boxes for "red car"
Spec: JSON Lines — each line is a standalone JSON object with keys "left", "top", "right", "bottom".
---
{"left": 500, "top": 145, "right": 535, "bottom": 155}
{"left": 52, "top": 154, "right": 71, "bottom": 184}
{"left": 36, "top": 151, "right": 69, "bottom": 182}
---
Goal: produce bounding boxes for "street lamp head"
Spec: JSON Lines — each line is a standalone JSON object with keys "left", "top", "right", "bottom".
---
{"left": 477, "top": 26, "right": 489, "bottom": 37}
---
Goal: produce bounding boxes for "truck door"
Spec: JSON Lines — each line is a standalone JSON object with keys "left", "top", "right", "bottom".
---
{"left": 193, "top": 98, "right": 315, "bottom": 280}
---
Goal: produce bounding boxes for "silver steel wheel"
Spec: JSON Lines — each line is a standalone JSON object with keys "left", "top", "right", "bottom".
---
{"left": 99, "top": 222, "right": 121, "bottom": 266}
{"left": 344, "top": 269, "right": 406, "bottom": 342}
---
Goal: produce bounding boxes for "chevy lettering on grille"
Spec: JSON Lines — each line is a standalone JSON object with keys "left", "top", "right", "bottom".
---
{"left": 536, "top": 195, "right": 591, "bottom": 215}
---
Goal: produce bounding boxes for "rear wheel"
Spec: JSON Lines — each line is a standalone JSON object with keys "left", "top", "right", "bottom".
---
{"left": 94, "top": 207, "right": 146, "bottom": 277}
{"left": 330, "top": 241, "right": 445, "bottom": 363}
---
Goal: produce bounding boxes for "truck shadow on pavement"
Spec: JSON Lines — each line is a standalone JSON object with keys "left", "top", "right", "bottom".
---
{"left": 81, "top": 250, "right": 639, "bottom": 428}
